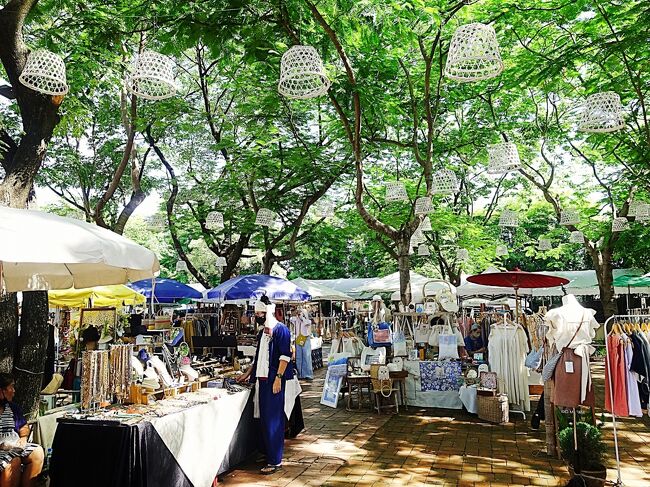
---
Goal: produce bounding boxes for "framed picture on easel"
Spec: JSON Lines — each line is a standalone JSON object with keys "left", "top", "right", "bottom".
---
{"left": 320, "top": 364, "right": 346, "bottom": 408}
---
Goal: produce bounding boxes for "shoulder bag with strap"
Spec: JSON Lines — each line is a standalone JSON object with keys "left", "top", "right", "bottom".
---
{"left": 541, "top": 316, "right": 583, "bottom": 382}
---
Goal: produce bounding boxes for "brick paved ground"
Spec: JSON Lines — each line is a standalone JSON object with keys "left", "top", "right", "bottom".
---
{"left": 220, "top": 359, "right": 650, "bottom": 486}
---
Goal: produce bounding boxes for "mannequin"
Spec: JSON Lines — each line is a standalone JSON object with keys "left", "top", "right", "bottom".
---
{"left": 544, "top": 294, "right": 599, "bottom": 407}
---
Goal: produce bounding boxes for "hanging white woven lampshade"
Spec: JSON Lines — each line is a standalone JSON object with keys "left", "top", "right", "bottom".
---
{"left": 417, "top": 244, "right": 430, "bottom": 256}
{"left": 255, "top": 208, "right": 277, "bottom": 227}
{"left": 560, "top": 209, "right": 580, "bottom": 226}
{"left": 431, "top": 169, "right": 459, "bottom": 195}
{"left": 456, "top": 248, "right": 470, "bottom": 262}
{"left": 385, "top": 181, "right": 408, "bottom": 202}
{"left": 175, "top": 260, "right": 188, "bottom": 272}
{"left": 569, "top": 231, "right": 584, "bottom": 244}
{"left": 495, "top": 244, "right": 508, "bottom": 257}
{"left": 537, "top": 238, "right": 552, "bottom": 251}
{"left": 126, "top": 50, "right": 176, "bottom": 101}
{"left": 578, "top": 92, "right": 625, "bottom": 133}
{"left": 612, "top": 217, "right": 629, "bottom": 232}
{"left": 628, "top": 201, "right": 642, "bottom": 217}
{"left": 216, "top": 256, "right": 227, "bottom": 267}
{"left": 487, "top": 142, "right": 520, "bottom": 175}
{"left": 205, "top": 211, "right": 224, "bottom": 230}
{"left": 414, "top": 196, "right": 433, "bottom": 215}
{"left": 444, "top": 23, "right": 504, "bottom": 82}
{"left": 636, "top": 204, "right": 650, "bottom": 221}
{"left": 419, "top": 215, "right": 433, "bottom": 232}
{"left": 19, "top": 49, "right": 69, "bottom": 96}
{"left": 411, "top": 228, "right": 425, "bottom": 245}
{"left": 318, "top": 201, "right": 334, "bottom": 219}
{"left": 498, "top": 209, "right": 518, "bottom": 227}
{"left": 278, "top": 45, "right": 331, "bottom": 100}
{"left": 147, "top": 214, "right": 166, "bottom": 231}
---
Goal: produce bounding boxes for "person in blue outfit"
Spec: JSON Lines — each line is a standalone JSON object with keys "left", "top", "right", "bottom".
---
{"left": 464, "top": 323, "right": 486, "bottom": 354}
{"left": 290, "top": 308, "right": 313, "bottom": 381}
{"left": 237, "top": 295, "right": 292, "bottom": 475}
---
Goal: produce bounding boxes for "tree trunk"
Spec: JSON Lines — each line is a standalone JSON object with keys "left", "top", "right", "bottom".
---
{"left": 261, "top": 251, "right": 273, "bottom": 275}
{"left": 590, "top": 247, "right": 618, "bottom": 320}
{"left": 219, "top": 234, "right": 250, "bottom": 283}
{"left": 13, "top": 291, "right": 49, "bottom": 418}
{"left": 397, "top": 240, "right": 412, "bottom": 305}
{"left": 0, "top": 293, "right": 19, "bottom": 373}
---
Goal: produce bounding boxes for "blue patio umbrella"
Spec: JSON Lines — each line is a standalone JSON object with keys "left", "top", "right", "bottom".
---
{"left": 128, "top": 278, "right": 203, "bottom": 304}
{"left": 205, "top": 274, "right": 311, "bottom": 302}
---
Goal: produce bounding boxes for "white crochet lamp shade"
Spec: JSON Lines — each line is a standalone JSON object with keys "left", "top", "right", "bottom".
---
{"left": 417, "top": 244, "right": 430, "bottom": 256}
{"left": 612, "top": 217, "right": 629, "bottom": 232}
{"left": 147, "top": 214, "right": 166, "bottom": 231}
{"left": 444, "top": 23, "right": 504, "bottom": 82}
{"left": 487, "top": 142, "right": 520, "bottom": 175}
{"left": 278, "top": 46, "right": 331, "bottom": 100}
{"left": 578, "top": 92, "right": 625, "bottom": 133}
{"left": 126, "top": 50, "right": 176, "bottom": 100}
{"left": 537, "top": 238, "right": 552, "bottom": 251}
{"left": 560, "top": 210, "right": 580, "bottom": 226}
{"left": 385, "top": 181, "right": 408, "bottom": 202}
{"left": 318, "top": 201, "right": 334, "bottom": 219}
{"left": 19, "top": 49, "right": 69, "bottom": 96}
{"left": 255, "top": 208, "right": 277, "bottom": 227}
{"left": 205, "top": 211, "right": 224, "bottom": 230}
{"left": 216, "top": 256, "right": 227, "bottom": 267}
{"left": 636, "top": 204, "right": 650, "bottom": 221}
{"left": 569, "top": 231, "right": 585, "bottom": 244}
{"left": 498, "top": 209, "right": 519, "bottom": 227}
{"left": 419, "top": 215, "right": 433, "bottom": 232}
{"left": 411, "top": 228, "right": 425, "bottom": 245}
{"left": 431, "top": 169, "right": 459, "bottom": 195}
{"left": 175, "top": 260, "right": 188, "bottom": 272}
{"left": 457, "top": 248, "right": 470, "bottom": 262}
{"left": 414, "top": 196, "right": 433, "bottom": 215}
{"left": 495, "top": 244, "right": 508, "bottom": 257}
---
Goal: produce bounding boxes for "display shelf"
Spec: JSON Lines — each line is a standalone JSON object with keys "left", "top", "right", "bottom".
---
{"left": 128, "top": 381, "right": 199, "bottom": 405}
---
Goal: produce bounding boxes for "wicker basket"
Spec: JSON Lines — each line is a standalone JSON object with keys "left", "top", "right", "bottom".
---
{"left": 478, "top": 393, "right": 509, "bottom": 424}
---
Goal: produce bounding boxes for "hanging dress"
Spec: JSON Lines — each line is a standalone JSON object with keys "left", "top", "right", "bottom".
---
{"left": 605, "top": 334, "right": 629, "bottom": 417}
{"left": 624, "top": 337, "right": 643, "bottom": 417}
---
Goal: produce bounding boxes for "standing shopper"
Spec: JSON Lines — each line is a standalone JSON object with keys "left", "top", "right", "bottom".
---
{"left": 237, "top": 296, "right": 292, "bottom": 475}
{"left": 291, "top": 309, "right": 313, "bottom": 381}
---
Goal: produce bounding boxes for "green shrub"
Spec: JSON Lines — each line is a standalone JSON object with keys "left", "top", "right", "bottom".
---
{"left": 558, "top": 422, "right": 606, "bottom": 470}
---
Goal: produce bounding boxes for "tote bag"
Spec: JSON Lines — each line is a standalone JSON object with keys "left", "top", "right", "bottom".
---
{"left": 438, "top": 333, "right": 459, "bottom": 360}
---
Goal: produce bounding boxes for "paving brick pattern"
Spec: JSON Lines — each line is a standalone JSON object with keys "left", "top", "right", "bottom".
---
{"left": 221, "top": 359, "right": 650, "bottom": 486}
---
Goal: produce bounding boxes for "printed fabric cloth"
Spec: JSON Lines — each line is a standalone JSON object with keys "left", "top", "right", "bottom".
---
{"left": 419, "top": 361, "right": 462, "bottom": 392}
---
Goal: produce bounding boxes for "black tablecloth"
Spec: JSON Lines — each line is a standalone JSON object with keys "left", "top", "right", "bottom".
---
{"left": 50, "top": 392, "right": 303, "bottom": 487}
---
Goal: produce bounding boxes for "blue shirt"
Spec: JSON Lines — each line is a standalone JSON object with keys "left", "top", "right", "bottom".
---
{"left": 464, "top": 335, "right": 484, "bottom": 353}
{"left": 250, "top": 323, "right": 293, "bottom": 381}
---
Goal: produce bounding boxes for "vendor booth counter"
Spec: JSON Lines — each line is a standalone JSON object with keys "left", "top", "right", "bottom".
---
{"left": 49, "top": 389, "right": 303, "bottom": 487}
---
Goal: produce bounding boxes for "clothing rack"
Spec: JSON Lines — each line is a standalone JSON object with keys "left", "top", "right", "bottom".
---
{"left": 603, "top": 313, "right": 650, "bottom": 487}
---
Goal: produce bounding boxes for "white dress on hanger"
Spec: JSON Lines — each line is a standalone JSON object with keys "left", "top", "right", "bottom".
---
{"left": 488, "top": 323, "right": 530, "bottom": 411}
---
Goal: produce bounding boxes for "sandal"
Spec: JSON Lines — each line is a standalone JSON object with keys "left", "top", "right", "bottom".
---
{"left": 260, "top": 465, "right": 281, "bottom": 475}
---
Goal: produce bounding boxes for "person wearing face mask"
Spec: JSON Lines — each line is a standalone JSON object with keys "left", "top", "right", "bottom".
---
{"left": 236, "top": 295, "right": 292, "bottom": 475}
{"left": 0, "top": 373, "right": 44, "bottom": 487}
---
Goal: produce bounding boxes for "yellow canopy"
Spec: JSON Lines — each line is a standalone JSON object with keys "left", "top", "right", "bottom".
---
{"left": 48, "top": 285, "right": 146, "bottom": 308}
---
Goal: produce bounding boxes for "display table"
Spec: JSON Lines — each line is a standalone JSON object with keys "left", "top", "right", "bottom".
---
{"left": 50, "top": 389, "right": 304, "bottom": 487}
{"left": 403, "top": 359, "right": 463, "bottom": 409}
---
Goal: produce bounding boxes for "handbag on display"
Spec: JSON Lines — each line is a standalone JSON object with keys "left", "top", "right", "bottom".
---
{"left": 368, "top": 322, "right": 392, "bottom": 347}
{"left": 423, "top": 298, "right": 438, "bottom": 314}
{"left": 525, "top": 345, "right": 544, "bottom": 371}
{"left": 414, "top": 323, "right": 430, "bottom": 344}
{"left": 361, "top": 346, "right": 387, "bottom": 371}
{"left": 437, "top": 332, "right": 459, "bottom": 360}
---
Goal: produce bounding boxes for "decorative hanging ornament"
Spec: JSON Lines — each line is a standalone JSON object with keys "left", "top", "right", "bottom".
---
{"left": 444, "top": 23, "right": 504, "bottom": 82}
{"left": 414, "top": 196, "right": 433, "bottom": 215}
{"left": 431, "top": 169, "right": 459, "bottom": 195}
{"left": 419, "top": 215, "right": 433, "bottom": 232}
{"left": 216, "top": 256, "right": 227, "bottom": 267}
{"left": 278, "top": 45, "right": 331, "bottom": 100}
{"left": 560, "top": 209, "right": 580, "bottom": 226}
{"left": 205, "top": 211, "right": 224, "bottom": 230}
{"left": 19, "top": 49, "right": 69, "bottom": 96}
{"left": 175, "top": 260, "right": 188, "bottom": 272}
{"left": 612, "top": 217, "right": 629, "bottom": 233}
{"left": 487, "top": 142, "right": 520, "bottom": 175}
{"left": 495, "top": 244, "right": 508, "bottom": 257}
{"left": 498, "top": 209, "right": 519, "bottom": 227}
{"left": 411, "top": 228, "right": 425, "bottom": 245}
{"left": 126, "top": 50, "right": 176, "bottom": 101}
{"left": 385, "top": 181, "right": 408, "bottom": 202}
{"left": 537, "top": 238, "right": 552, "bottom": 251}
{"left": 456, "top": 248, "right": 470, "bottom": 262}
{"left": 578, "top": 91, "right": 625, "bottom": 133}
{"left": 636, "top": 203, "right": 650, "bottom": 222}
{"left": 318, "top": 201, "right": 334, "bottom": 219}
{"left": 569, "top": 231, "right": 584, "bottom": 244}
{"left": 628, "top": 200, "right": 642, "bottom": 217}
{"left": 147, "top": 214, "right": 166, "bottom": 231}
{"left": 417, "top": 244, "right": 430, "bottom": 256}
{"left": 255, "top": 208, "right": 277, "bottom": 227}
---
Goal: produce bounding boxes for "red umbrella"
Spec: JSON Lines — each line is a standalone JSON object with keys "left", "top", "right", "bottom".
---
{"left": 466, "top": 270, "right": 569, "bottom": 290}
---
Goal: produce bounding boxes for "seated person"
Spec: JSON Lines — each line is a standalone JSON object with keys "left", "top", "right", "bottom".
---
{"left": 464, "top": 324, "right": 486, "bottom": 355}
{"left": 0, "top": 373, "right": 44, "bottom": 487}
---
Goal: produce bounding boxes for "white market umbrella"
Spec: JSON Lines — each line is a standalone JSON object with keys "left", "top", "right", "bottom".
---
{"left": 290, "top": 277, "right": 354, "bottom": 302}
{"left": 0, "top": 207, "right": 160, "bottom": 292}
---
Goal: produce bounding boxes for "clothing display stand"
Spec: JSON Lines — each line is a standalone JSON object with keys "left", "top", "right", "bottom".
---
{"left": 603, "top": 313, "right": 650, "bottom": 487}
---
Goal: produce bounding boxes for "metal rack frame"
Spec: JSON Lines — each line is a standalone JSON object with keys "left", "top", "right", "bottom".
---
{"left": 603, "top": 313, "right": 650, "bottom": 487}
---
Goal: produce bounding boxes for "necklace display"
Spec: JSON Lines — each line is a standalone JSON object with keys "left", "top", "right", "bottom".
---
{"left": 110, "top": 344, "right": 133, "bottom": 404}
{"left": 81, "top": 350, "right": 110, "bottom": 410}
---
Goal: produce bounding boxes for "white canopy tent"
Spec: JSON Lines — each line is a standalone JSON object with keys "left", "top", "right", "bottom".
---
{"left": 0, "top": 207, "right": 160, "bottom": 292}
{"left": 290, "top": 278, "right": 354, "bottom": 301}
{"left": 308, "top": 277, "right": 375, "bottom": 300}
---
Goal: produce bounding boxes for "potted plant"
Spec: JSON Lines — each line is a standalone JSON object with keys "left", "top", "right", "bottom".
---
{"left": 559, "top": 422, "right": 607, "bottom": 487}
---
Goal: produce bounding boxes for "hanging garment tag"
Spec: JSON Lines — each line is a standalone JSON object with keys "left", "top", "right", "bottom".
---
{"left": 565, "top": 361, "right": 574, "bottom": 374}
